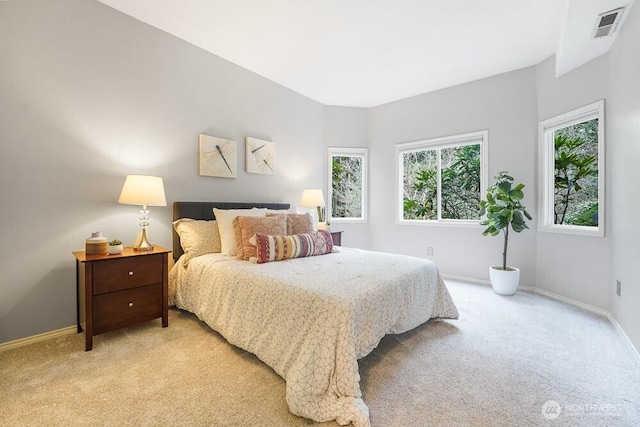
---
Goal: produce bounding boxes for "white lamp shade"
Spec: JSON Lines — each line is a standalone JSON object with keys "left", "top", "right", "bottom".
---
{"left": 300, "top": 189, "right": 325, "bottom": 207}
{"left": 118, "top": 175, "right": 167, "bottom": 206}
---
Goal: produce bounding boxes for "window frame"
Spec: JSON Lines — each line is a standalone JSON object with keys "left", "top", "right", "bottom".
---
{"left": 538, "top": 100, "right": 605, "bottom": 237}
{"left": 396, "top": 130, "right": 488, "bottom": 226}
{"left": 327, "top": 147, "right": 368, "bottom": 224}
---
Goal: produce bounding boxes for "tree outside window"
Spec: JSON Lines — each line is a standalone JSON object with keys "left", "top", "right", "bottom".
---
{"left": 398, "top": 131, "right": 487, "bottom": 223}
{"left": 553, "top": 119, "right": 599, "bottom": 226}
{"left": 328, "top": 148, "right": 367, "bottom": 223}
{"left": 539, "top": 100, "right": 605, "bottom": 237}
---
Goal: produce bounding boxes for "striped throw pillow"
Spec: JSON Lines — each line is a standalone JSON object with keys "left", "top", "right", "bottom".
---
{"left": 254, "top": 230, "right": 333, "bottom": 264}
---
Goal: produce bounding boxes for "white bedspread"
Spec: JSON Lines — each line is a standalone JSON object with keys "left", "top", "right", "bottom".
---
{"left": 170, "top": 247, "right": 458, "bottom": 427}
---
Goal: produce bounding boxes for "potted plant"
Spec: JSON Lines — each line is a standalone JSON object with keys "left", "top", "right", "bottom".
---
{"left": 479, "top": 171, "right": 532, "bottom": 295}
{"left": 108, "top": 239, "right": 123, "bottom": 255}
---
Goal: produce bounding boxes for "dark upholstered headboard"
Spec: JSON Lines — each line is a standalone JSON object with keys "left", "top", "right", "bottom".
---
{"left": 172, "top": 201, "right": 291, "bottom": 261}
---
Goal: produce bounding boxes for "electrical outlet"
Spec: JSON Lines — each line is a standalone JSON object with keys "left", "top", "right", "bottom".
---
{"left": 616, "top": 280, "right": 621, "bottom": 296}
{"left": 427, "top": 246, "right": 434, "bottom": 256}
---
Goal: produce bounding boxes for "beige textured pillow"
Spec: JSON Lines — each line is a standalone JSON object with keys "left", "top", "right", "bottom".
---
{"left": 172, "top": 219, "right": 221, "bottom": 265}
{"left": 233, "top": 215, "right": 288, "bottom": 261}
{"left": 267, "top": 212, "right": 314, "bottom": 235}
{"left": 213, "top": 208, "right": 267, "bottom": 256}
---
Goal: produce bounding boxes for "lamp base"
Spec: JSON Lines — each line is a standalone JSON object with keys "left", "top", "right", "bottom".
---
{"left": 134, "top": 226, "right": 154, "bottom": 251}
{"left": 134, "top": 245, "right": 154, "bottom": 251}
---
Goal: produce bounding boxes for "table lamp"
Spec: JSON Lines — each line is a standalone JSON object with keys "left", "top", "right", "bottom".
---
{"left": 118, "top": 175, "right": 167, "bottom": 250}
{"left": 300, "top": 189, "right": 326, "bottom": 229}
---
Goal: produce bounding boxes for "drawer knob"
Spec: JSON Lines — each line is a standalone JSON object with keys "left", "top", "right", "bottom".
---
{"left": 128, "top": 271, "right": 134, "bottom": 276}
{"left": 128, "top": 302, "right": 134, "bottom": 307}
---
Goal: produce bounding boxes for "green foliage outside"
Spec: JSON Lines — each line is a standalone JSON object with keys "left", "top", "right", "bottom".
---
{"left": 566, "top": 202, "right": 598, "bottom": 226}
{"left": 332, "top": 156, "right": 362, "bottom": 218}
{"left": 554, "top": 118, "right": 599, "bottom": 227}
{"left": 403, "top": 150, "right": 437, "bottom": 219}
{"left": 403, "top": 144, "right": 481, "bottom": 220}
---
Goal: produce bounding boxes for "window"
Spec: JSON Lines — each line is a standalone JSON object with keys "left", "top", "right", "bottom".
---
{"left": 328, "top": 147, "right": 367, "bottom": 223}
{"left": 539, "top": 100, "right": 605, "bottom": 237}
{"left": 397, "top": 131, "right": 488, "bottom": 224}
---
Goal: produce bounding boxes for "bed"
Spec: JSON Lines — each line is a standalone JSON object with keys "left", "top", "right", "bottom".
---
{"left": 169, "top": 202, "right": 459, "bottom": 427}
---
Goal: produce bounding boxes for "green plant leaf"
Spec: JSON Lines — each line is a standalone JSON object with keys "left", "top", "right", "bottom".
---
{"left": 478, "top": 171, "right": 532, "bottom": 267}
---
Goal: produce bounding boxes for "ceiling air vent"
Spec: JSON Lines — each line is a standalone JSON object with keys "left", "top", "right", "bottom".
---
{"left": 592, "top": 7, "right": 625, "bottom": 38}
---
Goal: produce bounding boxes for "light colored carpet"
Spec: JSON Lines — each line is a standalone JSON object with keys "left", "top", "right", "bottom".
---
{"left": 1, "top": 281, "right": 638, "bottom": 426}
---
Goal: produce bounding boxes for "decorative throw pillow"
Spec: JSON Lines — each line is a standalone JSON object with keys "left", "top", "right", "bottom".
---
{"left": 172, "top": 219, "right": 221, "bottom": 265}
{"left": 233, "top": 215, "right": 288, "bottom": 261}
{"left": 254, "top": 230, "right": 333, "bottom": 264}
{"left": 213, "top": 208, "right": 267, "bottom": 256}
{"left": 267, "top": 212, "right": 314, "bottom": 235}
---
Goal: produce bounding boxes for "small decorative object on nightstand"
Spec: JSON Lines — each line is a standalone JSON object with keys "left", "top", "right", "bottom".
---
{"left": 107, "top": 239, "right": 123, "bottom": 255}
{"left": 85, "top": 231, "right": 108, "bottom": 255}
{"left": 331, "top": 231, "right": 343, "bottom": 246}
{"left": 73, "top": 246, "right": 170, "bottom": 351}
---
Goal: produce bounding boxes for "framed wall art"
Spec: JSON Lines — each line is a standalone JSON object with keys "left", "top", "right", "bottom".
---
{"left": 245, "top": 137, "right": 275, "bottom": 175}
{"left": 199, "top": 134, "right": 237, "bottom": 178}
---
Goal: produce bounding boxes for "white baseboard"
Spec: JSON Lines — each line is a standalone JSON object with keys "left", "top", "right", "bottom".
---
{"left": 0, "top": 325, "right": 77, "bottom": 352}
{"left": 441, "top": 273, "right": 490, "bottom": 286}
{"left": 532, "top": 287, "right": 610, "bottom": 317}
{"left": 442, "top": 273, "right": 640, "bottom": 364}
{"left": 443, "top": 273, "right": 536, "bottom": 291}
{"left": 524, "top": 288, "right": 639, "bottom": 362}
{"left": 606, "top": 314, "right": 640, "bottom": 365}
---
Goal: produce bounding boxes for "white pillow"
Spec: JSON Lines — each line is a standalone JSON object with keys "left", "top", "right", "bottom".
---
{"left": 213, "top": 208, "right": 267, "bottom": 256}
{"left": 264, "top": 207, "right": 295, "bottom": 214}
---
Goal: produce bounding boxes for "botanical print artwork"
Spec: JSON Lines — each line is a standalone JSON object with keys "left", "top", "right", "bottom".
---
{"left": 199, "top": 134, "right": 237, "bottom": 178}
{"left": 246, "top": 137, "right": 275, "bottom": 175}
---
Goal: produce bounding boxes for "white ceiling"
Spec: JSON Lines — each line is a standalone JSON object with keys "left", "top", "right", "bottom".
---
{"left": 97, "top": 0, "right": 634, "bottom": 107}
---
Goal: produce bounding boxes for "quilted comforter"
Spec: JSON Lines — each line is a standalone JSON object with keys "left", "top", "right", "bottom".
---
{"left": 170, "top": 247, "right": 458, "bottom": 427}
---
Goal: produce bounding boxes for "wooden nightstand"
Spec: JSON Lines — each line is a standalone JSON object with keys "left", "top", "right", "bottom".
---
{"left": 73, "top": 246, "right": 170, "bottom": 351}
{"left": 331, "top": 231, "right": 343, "bottom": 246}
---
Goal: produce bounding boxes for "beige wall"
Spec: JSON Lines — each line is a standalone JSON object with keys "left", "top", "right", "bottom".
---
{"left": 323, "top": 106, "right": 371, "bottom": 249}
{"left": 534, "top": 55, "right": 610, "bottom": 309}
{"left": 608, "top": 1, "right": 640, "bottom": 353}
{"left": 0, "top": 0, "right": 325, "bottom": 343}
{"left": 367, "top": 67, "right": 539, "bottom": 285}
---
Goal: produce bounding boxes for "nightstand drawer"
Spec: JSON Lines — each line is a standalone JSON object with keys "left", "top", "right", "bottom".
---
{"left": 93, "top": 284, "right": 162, "bottom": 334}
{"left": 93, "top": 254, "right": 163, "bottom": 294}
{"left": 74, "top": 246, "right": 169, "bottom": 351}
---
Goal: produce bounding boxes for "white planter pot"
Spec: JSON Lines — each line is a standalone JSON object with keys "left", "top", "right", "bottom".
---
{"left": 108, "top": 244, "right": 124, "bottom": 255}
{"left": 489, "top": 266, "right": 520, "bottom": 296}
